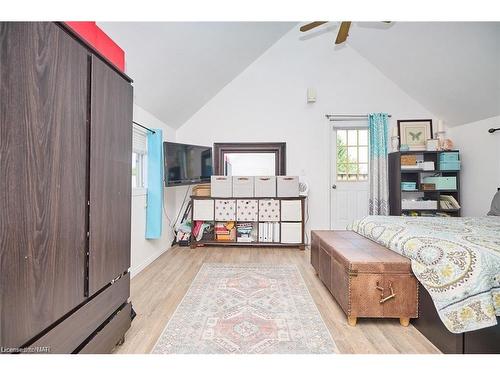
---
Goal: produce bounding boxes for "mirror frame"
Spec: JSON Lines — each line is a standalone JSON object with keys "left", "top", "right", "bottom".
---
{"left": 213, "top": 142, "right": 286, "bottom": 176}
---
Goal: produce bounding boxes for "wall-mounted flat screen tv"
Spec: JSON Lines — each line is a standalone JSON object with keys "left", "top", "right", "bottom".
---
{"left": 163, "top": 141, "right": 212, "bottom": 186}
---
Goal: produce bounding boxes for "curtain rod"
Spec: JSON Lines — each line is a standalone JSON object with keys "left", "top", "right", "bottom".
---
{"left": 325, "top": 114, "right": 392, "bottom": 121}
{"left": 133, "top": 121, "right": 156, "bottom": 134}
{"left": 488, "top": 127, "right": 500, "bottom": 134}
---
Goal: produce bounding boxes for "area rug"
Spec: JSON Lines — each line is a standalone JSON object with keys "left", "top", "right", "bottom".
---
{"left": 152, "top": 263, "right": 337, "bottom": 354}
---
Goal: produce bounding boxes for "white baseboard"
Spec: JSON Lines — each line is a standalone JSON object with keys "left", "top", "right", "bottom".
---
{"left": 130, "top": 247, "right": 171, "bottom": 279}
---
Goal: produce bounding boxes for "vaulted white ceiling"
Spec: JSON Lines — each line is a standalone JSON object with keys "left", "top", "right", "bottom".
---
{"left": 99, "top": 22, "right": 500, "bottom": 128}
{"left": 98, "top": 22, "right": 296, "bottom": 128}
{"left": 347, "top": 22, "right": 500, "bottom": 126}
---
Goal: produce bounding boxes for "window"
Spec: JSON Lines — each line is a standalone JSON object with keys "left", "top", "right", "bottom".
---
{"left": 336, "top": 129, "right": 368, "bottom": 181}
{"left": 132, "top": 125, "right": 148, "bottom": 191}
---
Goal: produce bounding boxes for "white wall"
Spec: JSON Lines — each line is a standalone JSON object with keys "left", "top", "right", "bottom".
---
{"left": 130, "top": 104, "right": 178, "bottom": 277}
{"left": 175, "top": 25, "right": 436, "bottom": 238}
{"left": 447, "top": 115, "right": 500, "bottom": 216}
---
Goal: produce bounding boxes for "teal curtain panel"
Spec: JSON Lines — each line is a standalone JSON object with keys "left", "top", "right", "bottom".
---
{"left": 146, "top": 129, "right": 164, "bottom": 239}
{"left": 368, "top": 113, "right": 389, "bottom": 215}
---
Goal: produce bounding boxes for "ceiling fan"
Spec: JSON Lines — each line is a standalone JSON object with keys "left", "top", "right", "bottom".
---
{"left": 300, "top": 21, "right": 390, "bottom": 44}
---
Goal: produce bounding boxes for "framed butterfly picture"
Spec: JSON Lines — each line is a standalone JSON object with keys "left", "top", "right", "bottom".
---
{"left": 397, "top": 119, "right": 433, "bottom": 151}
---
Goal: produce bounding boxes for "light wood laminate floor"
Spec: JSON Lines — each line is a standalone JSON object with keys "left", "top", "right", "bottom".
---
{"left": 114, "top": 246, "right": 440, "bottom": 354}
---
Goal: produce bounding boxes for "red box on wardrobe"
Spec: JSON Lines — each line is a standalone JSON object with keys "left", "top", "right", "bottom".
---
{"left": 65, "top": 21, "right": 125, "bottom": 72}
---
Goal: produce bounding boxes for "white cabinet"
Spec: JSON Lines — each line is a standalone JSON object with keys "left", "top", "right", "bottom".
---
{"left": 190, "top": 196, "right": 305, "bottom": 248}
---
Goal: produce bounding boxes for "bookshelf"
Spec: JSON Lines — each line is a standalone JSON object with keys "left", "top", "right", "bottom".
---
{"left": 388, "top": 150, "right": 461, "bottom": 217}
{"left": 189, "top": 196, "right": 306, "bottom": 249}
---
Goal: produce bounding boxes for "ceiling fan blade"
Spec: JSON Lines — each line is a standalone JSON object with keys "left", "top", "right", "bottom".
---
{"left": 335, "top": 21, "right": 352, "bottom": 44}
{"left": 300, "top": 21, "right": 328, "bottom": 32}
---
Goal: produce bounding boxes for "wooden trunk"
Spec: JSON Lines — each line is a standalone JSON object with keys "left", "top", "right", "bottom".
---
{"left": 311, "top": 231, "right": 418, "bottom": 325}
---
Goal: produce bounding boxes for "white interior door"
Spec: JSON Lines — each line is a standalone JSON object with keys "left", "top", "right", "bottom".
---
{"left": 330, "top": 126, "right": 369, "bottom": 229}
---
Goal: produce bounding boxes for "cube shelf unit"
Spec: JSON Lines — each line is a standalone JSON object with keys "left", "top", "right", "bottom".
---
{"left": 190, "top": 196, "right": 306, "bottom": 249}
{"left": 388, "top": 150, "right": 461, "bottom": 217}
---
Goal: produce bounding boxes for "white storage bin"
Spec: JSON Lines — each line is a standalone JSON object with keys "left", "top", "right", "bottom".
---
{"left": 211, "top": 176, "right": 232, "bottom": 197}
{"left": 232, "top": 176, "right": 254, "bottom": 197}
{"left": 215, "top": 199, "right": 236, "bottom": 221}
{"left": 401, "top": 200, "right": 438, "bottom": 210}
{"left": 236, "top": 199, "right": 258, "bottom": 221}
{"left": 193, "top": 199, "right": 214, "bottom": 221}
{"left": 258, "top": 199, "right": 280, "bottom": 221}
{"left": 254, "top": 176, "right": 276, "bottom": 197}
{"left": 280, "top": 200, "right": 302, "bottom": 221}
{"left": 277, "top": 176, "right": 299, "bottom": 197}
{"left": 280, "top": 222, "right": 302, "bottom": 244}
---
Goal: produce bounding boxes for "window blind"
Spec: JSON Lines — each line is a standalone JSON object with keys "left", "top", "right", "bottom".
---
{"left": 132, "top": 125, "right": 148, "bottom": 154}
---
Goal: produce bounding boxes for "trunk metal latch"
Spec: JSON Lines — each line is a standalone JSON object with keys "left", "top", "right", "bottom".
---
{"left": 376, "top": 281, "right": 396, "bottom": 304}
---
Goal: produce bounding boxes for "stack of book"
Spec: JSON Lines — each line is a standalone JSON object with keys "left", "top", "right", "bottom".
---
{"left": 258, "top": 223, "right": 280, "bottom": 243}
{"left": 236, "top": 223, "right": 256, "bottom": 243}
{"left": 215, "top": 221, "right": 236, "bottom": 241}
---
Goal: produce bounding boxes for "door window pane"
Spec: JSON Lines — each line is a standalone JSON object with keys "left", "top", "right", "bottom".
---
{"left": 359, "top": 130, "right": 368, "bottom": 146}
{"left": 336, "top": 129, "right": 369, "bottom": 181}
{"left": 359, "top": 146, "right": 368, "bottom": 163}
{"left": 337, "top": 129, "right": 347, "bottom": 145}
{"left": 347, "top": 130, "right": 358, "bottom": 146}
{"left": 348, "top": 147, "right": 358, "bottom": 163}
{"left": 359, "top": 163, "right": 368, "bottom": 179}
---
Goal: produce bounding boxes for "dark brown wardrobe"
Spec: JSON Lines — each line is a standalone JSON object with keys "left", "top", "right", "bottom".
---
{"left": 0, "top": 22, "right": 133, "bottom": 353}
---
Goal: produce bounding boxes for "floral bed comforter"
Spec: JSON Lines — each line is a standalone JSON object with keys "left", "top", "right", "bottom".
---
{"left": 348, "top": 216, "right": 500, "bottom": 333}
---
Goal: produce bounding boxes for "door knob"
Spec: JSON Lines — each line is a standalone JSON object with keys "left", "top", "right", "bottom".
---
{"left": 332, "top": 184, "right": 337, "bottom": 189}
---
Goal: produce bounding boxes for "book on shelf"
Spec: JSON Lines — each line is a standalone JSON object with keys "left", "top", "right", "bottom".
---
{"left": 440, "top": 195, "right": 460, "bottom": 209}
{"left": 401, "top": 165, "right": 422, "bottom": 170}
{"left": 236, "top": 222, "right": 257, "bottom": 243}
{"left": 258, "top": 222, "right": 280, "bottom": 243}
{"left": 215, "top": 221, "right": 236, "bottom": 241}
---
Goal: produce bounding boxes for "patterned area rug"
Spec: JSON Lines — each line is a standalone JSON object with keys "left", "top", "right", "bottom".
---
{"left": 152, "top": 263, "right": 337, "bottom": 354}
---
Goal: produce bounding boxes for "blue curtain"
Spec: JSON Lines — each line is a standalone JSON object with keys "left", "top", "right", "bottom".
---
{"left": 368, "top": 113, "right": 389, "bottom": 215}
{"left": 145, "top": 129, "right": 163, "bottom": 239}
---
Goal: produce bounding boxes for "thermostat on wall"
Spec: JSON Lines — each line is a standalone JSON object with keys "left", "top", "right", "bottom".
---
{"left": 307, "top": 88, "right": 316, "bottom": 103}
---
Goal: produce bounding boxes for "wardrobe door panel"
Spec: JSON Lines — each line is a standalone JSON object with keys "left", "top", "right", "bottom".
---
{"left": 89, "top": 56, "right": 133, "bottom": 295}
{"left": 0, "top": 22, "right": 88, "bottom": 347}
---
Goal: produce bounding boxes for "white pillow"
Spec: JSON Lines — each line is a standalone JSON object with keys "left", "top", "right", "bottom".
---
{"left": 487, "top": 191, "right": 500, "bottom": 216}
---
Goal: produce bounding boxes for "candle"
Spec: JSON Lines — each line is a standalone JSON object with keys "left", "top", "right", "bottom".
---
{"left": 391, "top": 127, "right": 398, "bottom": 137}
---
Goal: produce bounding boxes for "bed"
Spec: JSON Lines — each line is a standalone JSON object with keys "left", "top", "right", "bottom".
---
{"left": 348, "top": 215, "right": 500, "bottom": 353}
